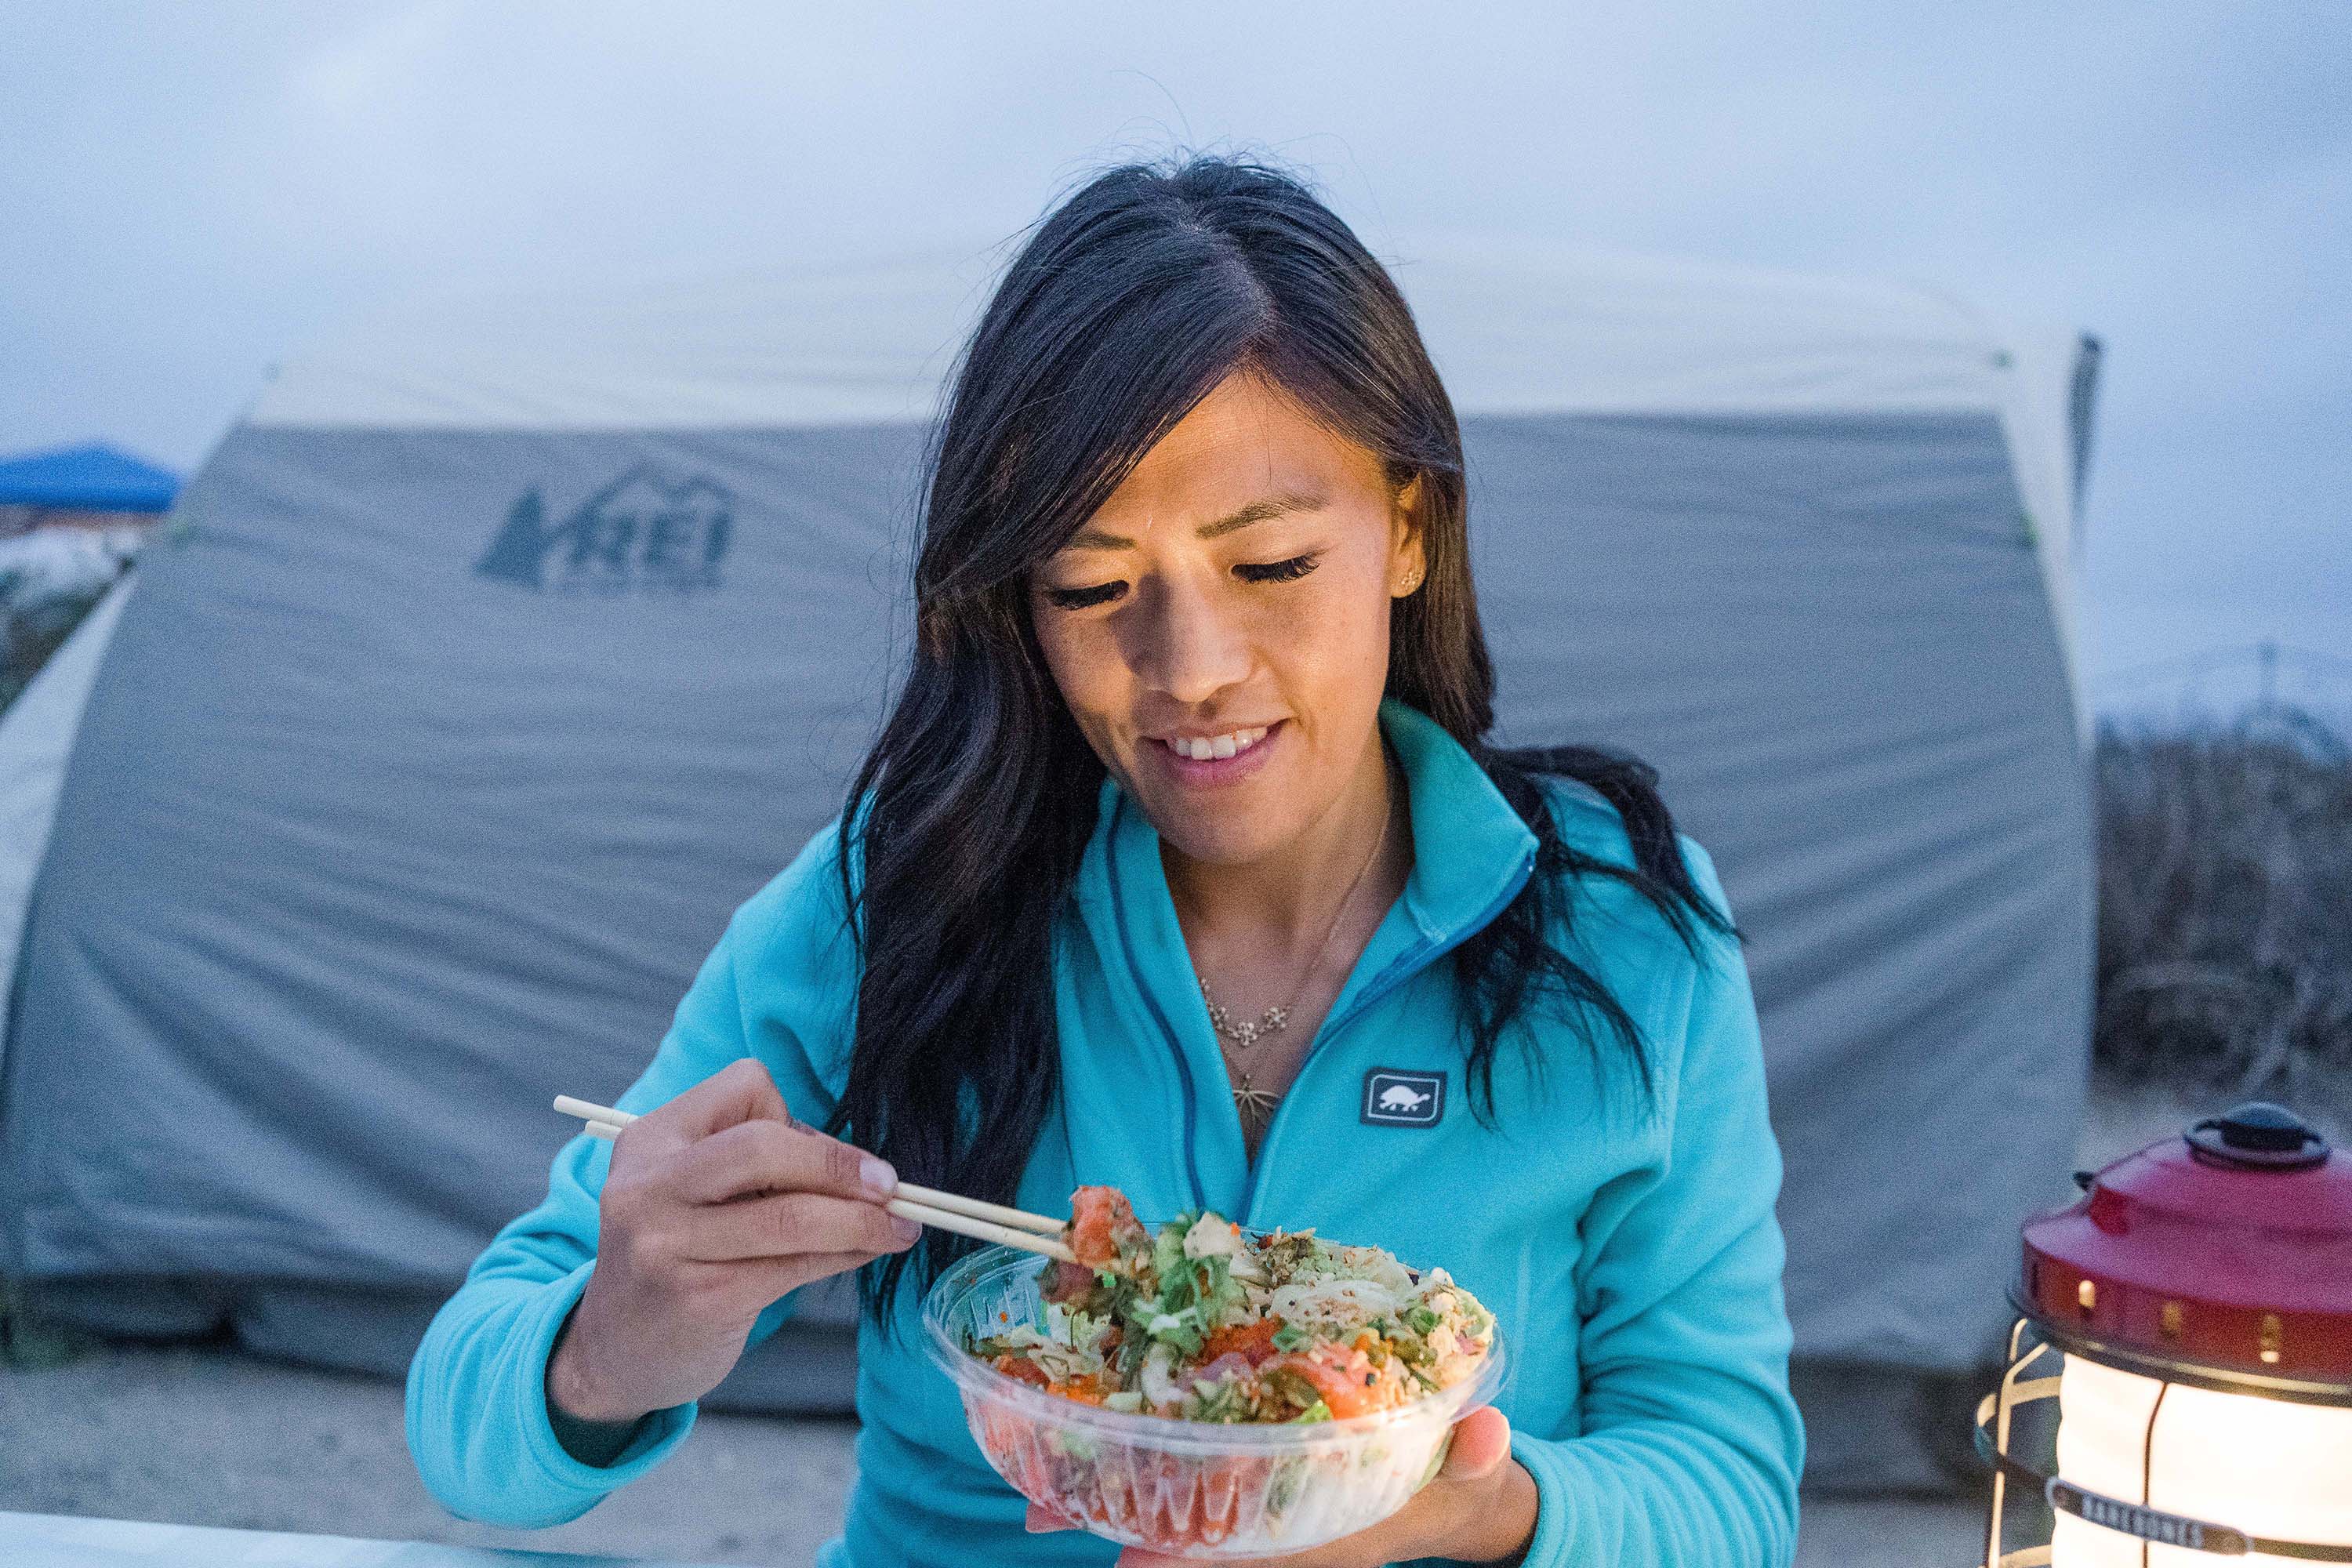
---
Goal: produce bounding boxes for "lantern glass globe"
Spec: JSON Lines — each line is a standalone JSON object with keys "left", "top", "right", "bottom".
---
{"left": 2054, "top": 1352, "right": 2352, "bottom": 1566}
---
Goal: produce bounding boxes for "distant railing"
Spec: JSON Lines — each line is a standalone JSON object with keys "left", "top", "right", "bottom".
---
{"left": 2094, "top": 641, "right": 2352, "bottom": 733}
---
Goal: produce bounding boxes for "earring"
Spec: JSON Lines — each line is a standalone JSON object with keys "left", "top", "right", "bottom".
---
{"left": 1399, "top": 567, "right": 1423, "bottom": 593}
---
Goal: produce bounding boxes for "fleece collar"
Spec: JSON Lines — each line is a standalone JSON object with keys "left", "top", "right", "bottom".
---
{"left": 1071, "top": 699, "right": 1537, "bottom": 1212}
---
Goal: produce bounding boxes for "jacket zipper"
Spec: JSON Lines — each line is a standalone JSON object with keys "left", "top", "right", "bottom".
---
{"left": 1239, "top": 845, "right": 1537, "bottom": 1225}
{"left": 1106, "top": 795, "right": 1210, "bottom": 1210}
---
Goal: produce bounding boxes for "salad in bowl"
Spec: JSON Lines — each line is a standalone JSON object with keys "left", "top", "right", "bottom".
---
{"left": 923, "top": 1185, "right": 1505, "bottom": 1557}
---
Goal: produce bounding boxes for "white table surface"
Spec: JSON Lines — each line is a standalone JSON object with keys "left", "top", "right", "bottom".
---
{"left": 0, "top": 1511, "right": 738, "bottom": 1567}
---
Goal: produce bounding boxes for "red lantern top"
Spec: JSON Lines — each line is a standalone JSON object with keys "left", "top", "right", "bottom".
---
{"left": 2017, "top": 1102, "right": 2352, "bottom": 1398}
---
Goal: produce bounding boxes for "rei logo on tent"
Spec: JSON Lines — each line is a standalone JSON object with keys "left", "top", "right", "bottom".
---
{"left": 475, "top": 465, "right": 733, "bottom": 593}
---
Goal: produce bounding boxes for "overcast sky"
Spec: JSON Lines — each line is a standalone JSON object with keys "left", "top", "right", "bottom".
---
{"left": 3, "top": 2, "right": 2345, "bottom": 693}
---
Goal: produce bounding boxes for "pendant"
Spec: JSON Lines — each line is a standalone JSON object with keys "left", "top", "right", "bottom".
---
{"left": 1232, "top": 1074, "right": 1280, "bottom": 1140}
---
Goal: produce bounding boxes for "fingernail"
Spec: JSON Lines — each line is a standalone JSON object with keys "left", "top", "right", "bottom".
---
{"left": 892, "top": 1212, "right": 922, "bottom": 1243}
{"left": 860, "top": 1155, "right": 897, "bottom": 1198}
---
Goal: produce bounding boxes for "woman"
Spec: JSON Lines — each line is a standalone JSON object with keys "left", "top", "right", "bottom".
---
{"left": 408, "top": 154, "right": 1804, "bottom": 1567}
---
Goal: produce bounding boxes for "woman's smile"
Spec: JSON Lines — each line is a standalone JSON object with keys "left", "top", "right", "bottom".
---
{"left": 1145, "top": 718, "right": 1284, "bottom": 789}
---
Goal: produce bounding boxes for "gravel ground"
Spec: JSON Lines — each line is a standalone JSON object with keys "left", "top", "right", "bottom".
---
{"left": 0, "top": 1340, "right": 1984, "bottom": 1566}
{"left": 0, "top": 1343, "right": 856, "bottom": 1566}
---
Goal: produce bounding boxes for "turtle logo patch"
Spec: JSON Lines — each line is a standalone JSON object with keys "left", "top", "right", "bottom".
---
{"left": 1360, "top": 1068, "right": 1446, "bottom": 1129}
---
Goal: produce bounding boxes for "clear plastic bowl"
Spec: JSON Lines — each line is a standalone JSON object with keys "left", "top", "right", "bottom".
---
{"left": 921, "top": 1235, "right": 1508, "bottom": 1560}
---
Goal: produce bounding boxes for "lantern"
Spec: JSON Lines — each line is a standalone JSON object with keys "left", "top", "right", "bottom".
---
{"left": 1976, "top": 1102, "right": 2352, "bottom": 1566}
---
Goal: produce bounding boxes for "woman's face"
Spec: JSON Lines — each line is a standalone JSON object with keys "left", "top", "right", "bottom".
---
{"left": 1029, "top": 371, "right": 1424, "bottom": 867}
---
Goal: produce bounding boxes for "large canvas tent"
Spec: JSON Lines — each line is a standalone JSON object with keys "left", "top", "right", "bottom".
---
{"left": 0, "top": 239, "right": 2097, "bottom": 1486}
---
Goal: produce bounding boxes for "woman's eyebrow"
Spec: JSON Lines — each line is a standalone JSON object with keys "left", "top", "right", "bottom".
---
{"left": 1066, "top": 490, "right": 1327, "bottom": 551}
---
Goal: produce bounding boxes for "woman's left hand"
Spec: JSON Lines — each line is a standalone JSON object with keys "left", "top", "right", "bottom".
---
{"left": 1024, "top": 1404, "right": 1538, "bottom": 1567}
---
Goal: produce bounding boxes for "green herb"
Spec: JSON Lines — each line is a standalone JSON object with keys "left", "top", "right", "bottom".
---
{"left": 1131, "top": 1215, "right": 1249, "bottom": 1361}
{"left": 1260, "top": 1364, "right": 1320, "bottom": 1413}
{"left": 1403, "top": 1305, "right": 1442, "bottom": 1335}
{"left": 968, "top": 1336, "right": 1010, "bottom": 1359}
{"left": 1140, "top": 1302, "right": 1207, "bottom": 1357}
{"left": 1288, "top": 1399, "right": 1334, "bottom": 1424}
{"left": 1116, "top": 1321, "right": 1151, "bottom": 1379}
{"left": 1189, "top": 1374, "right": 1254, "bottom": 1424}
{"left": 1191, "top": 1253, "right": 1245, "bottom": 1324}
{"left": 1270, "top": 1321, "right": 1312, "bottom": 1353}
{"left": 1152, "top": 1214, "right": 1196, "bottom": 1292}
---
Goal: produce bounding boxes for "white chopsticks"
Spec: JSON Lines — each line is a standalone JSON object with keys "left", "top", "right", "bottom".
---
{"left": 553, "top": 1094, "right": 1077, "bottom": 1264}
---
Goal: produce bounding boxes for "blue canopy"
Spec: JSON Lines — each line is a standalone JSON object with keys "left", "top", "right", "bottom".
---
{"left": 0, "top": 443, "right": 179, "bottom": 513}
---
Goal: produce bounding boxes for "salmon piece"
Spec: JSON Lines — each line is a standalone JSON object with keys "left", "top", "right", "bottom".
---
{"left": 991, "top": 1354, "right": 1052, "bottom": 1388}
{"left": 1065, "top": 1184, "right": 1149, "bottom": 1270}
{"left": 1262, "top": 1345, "right": 1378, "bottom": 1418}
{"left": 1199, "top": 1315, "right": 1287, "bottom": 1367}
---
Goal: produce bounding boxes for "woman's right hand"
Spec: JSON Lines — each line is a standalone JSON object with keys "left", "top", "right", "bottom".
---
{"left": 546, "top": 1058, "right": 916, "bottom": 1426}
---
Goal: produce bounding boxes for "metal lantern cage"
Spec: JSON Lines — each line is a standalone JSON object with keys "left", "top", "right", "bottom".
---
{"left": 1975, "top": 1102, "right": 2352, "bottom": 1566}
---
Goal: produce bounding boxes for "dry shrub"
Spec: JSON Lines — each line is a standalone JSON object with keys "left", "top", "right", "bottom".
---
{"left": 2095, "top": 710, "right": 2352, "bottom": 1098}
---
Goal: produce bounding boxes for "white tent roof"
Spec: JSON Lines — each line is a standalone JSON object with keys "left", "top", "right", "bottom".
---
{"left": 247, "top": 237, "right": 2092, "bottom": 705}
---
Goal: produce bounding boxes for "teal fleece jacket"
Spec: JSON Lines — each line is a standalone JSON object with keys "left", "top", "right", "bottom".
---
{"left": 407, "top": 699, "right": 1804, "bottom": 1566}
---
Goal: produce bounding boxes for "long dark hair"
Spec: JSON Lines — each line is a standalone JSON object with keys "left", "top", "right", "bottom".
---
{"left": 830, "top": 152, "right": 1731, "bottom": 1326}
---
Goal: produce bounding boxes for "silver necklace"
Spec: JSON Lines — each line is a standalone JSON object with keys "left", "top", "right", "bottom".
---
{"left": 1196, "top": 764, "right": 1398, "bottom": 1139}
